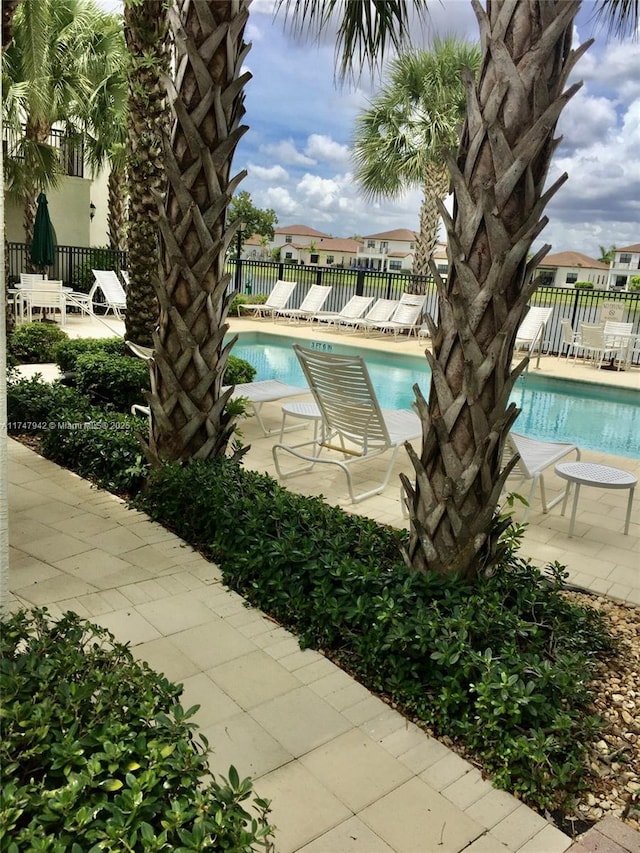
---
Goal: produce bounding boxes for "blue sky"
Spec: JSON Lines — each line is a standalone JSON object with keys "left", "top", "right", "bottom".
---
{"left": 104, "top": 1, "right": 640, "bottom": 258}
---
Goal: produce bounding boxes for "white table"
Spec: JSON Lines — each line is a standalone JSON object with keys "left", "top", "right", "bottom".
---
{"left": 279, "top": 401, "right": 322, "bottom": 442}
{"left": 555, "top": 462, "right": 637, "bottom": 537}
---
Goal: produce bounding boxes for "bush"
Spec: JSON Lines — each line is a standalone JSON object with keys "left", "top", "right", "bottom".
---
{"left": 54, "top": 337, "right": 127, "bottom": 373}
{"left": 135, "top": 459, "right": 616, "bottom": 810}
{"left": 0, "top": 609, "right": 273, "bottom": 852}
{"left": 573, "top": 281, "right": 593, "bottom": 290}
{"left": 225, "top": 354, "right": 257, "bottom": 385}
{"left": 7, "top": 377, "right": 93, "bottom": 433}
{"left": 628, "top": 275, "right": 640, "bottom": 292}
{"left": 9, "top": 323, "right": 69, "bottom": 363}
{"left": 71, "top": 247, "right": 121, "bottom": 294}
{"left": 73, "top": 352, "right": 150, "bottom": 412}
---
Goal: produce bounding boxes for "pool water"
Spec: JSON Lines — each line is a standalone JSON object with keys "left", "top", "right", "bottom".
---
{"left": 232, "top": 333, "right": 640, "bottom": 459}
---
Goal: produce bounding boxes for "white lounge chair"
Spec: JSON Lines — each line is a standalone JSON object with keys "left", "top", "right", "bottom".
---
{"left": 361, "top": 293, "right": 425, "bottom": 337}
{"left": 503, "top": 431, "right": 581, "bottom": 521}
{"left": 272, "top": 345, "right": 421, "bottom": 503}
{"left": 274, "top": 284, "right": 332, "bottom": 323}
{"left": 314, "top": 295, "right": 374, "bottom": 330}
{"left": 343, "top": 298, "right": 398, "bottom": 332}
{"left": 68, "top": 269, "right": 127, "bottom": 318}
{"left": 240, "top": 280, "right": 297, "bottom": 320}
{"left": 515, "top": 306, "right": 553, "bottom": 367}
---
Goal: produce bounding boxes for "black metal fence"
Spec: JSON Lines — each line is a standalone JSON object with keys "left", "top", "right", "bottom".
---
{"left": 8, "top": 242, "right": 127, "bottom": 293}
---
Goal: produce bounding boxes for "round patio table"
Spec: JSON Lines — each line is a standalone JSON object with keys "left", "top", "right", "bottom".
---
{"left": 555, "top": 462, "right": 637, "bottom": 538}
{"left": 279, "top": 401, "right": 322, "bottom": 443}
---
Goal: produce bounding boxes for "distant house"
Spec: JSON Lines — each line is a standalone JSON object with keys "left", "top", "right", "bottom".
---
{"left": 535, "top": 251, "right": 609, "bottom": 288}
{"left": 357, "top": 228, "right": 416, "bottom": 271}
{"left": 606, "top": 243, "right": 640, "bottom": 290}
{"left": 269, "top": 224, "right": 333, "bottom": 264}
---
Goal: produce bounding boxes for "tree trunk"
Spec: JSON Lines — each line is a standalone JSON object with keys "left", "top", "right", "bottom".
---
{"left": 147, "top": 0, "right": 251, "bottom": 462}
{"left": 123, "top": 0, "right": 169, "bottom": 347}
{"left": 403, "top": 0, "right": 589, "bottom": 580}
{"left": 412, "top": 163, "right": 450, "bottom": 278}
{"left": 107, "top": 166, "right": 127, "bottom": 251}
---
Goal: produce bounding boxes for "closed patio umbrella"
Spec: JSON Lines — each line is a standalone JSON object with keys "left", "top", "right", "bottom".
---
{"left": 30, "top": 192, "right": 56, "bottom": 275}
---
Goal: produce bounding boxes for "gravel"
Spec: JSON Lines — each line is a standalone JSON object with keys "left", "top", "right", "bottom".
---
{"left": 566, "top": 591, "right": 640, "bottom": 832}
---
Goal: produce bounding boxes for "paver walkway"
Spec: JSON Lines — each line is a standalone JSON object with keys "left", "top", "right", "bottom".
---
{"left": 8, "top": 438, "right": 575, "bottom": 853}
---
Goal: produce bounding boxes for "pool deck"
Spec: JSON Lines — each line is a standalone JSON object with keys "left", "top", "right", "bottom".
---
{"left": 7, "top": 312, "right": 640, "bottom": 853}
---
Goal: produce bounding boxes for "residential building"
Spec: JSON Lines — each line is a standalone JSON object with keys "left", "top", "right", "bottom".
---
{"left": 606, "top": 243, "right": 640, "bottom": 290}
{"left": 535, "top": 251, "right": 609, "bottom": 288}
{"left": 357, "top": 228, "right": 416, "bottom": 271}
{"left": 269, "top": 223, "right": 333, "bottom": 264}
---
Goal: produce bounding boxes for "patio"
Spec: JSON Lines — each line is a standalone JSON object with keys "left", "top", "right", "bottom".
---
{"left": 6, "top": 312, "right": 640, "bottom": 852}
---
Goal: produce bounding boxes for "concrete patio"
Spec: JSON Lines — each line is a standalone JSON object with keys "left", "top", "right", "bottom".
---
{"left": 6, "top": 311, "right": 640, "bottom": 851}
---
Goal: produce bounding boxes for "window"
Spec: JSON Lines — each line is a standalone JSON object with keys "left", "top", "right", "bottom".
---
{"left": 410, "top": 242, "right": 415, "bottom": 250}
{"left": 380, "top": 241, "right": 388, "bottom": 251}
{"left": 619, "top": 253, "right": 631, "bottom": 265}
{"left": 389, "top": 260, "right": 401, "bottom": 271}
{"left": 367, "top": 240, "right": 376, "bottom": 248}
{"left": 615, "top": 275, "right": 627, "bottom": 287}
{"left": 310, "top": 254, "right": 319, "bottom": 264}
{"left": 565, "top": 273, "right": 577, "bottom": 284}
{"left": 325, "top": 255, "right": 334, "bottom": 265}
{"left": 285, "top": 251, "right": 292, "bottom": 259}
{"left": 285, "top": 236, "right": 292, "bottom": 243}
{"left": 437, "top": 264, "right": 448, "bottom": 275}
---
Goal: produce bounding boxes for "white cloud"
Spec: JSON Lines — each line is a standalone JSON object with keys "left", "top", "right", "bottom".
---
{"left": 261, "top": 140, "right": 316, "bottom": 166}
{"left": 248, "top": 163, "right": 289, "bottom": 182}
{"left": 304, "top": 134, "right": 351, "bottom": 164}
{"left": 262, "top": 186, "right": 297, "bottom": 216}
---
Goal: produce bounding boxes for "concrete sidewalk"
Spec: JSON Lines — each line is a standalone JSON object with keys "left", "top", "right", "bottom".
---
{"left": 8, "top": 438, "right": 574, "bottom": 853}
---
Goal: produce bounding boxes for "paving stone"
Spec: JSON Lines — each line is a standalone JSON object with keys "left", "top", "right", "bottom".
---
{"left": 296, "top": 816, "right": 395, "bottom": 852}
{"left": 589, "top": 815, "right": 640, "bottom": 852}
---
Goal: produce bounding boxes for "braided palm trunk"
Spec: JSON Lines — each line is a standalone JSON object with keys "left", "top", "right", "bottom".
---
{"left": 107, "top": 166, "right": 127, "bottom": 251}
{"left": 148, "top": 0, "right": 251, "bottom": 462}
{"left": 403, "top": 0, "right": 590, "bottom": 579}
{"left": 124, "top": 0, "right": 169, "bottom": 346}
{"left": 412, "top": 162, "right": 450, "bottom": 280}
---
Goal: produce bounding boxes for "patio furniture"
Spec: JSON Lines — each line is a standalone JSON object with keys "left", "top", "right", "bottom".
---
{"left": 239, "top": 279, "right": 297, "bottom": 320}
{"left": 314, "top": 295, "right": 374, "bottom": 330}
{"left": 341, "top": 298, "right": 399, "bottom": 332}
{"left": 13, "top": 273, "right": 45, "bottom": 321}
{"left": 515, "top": 306, "right": 553, "bottom": 368}
{"left": 22, "top": 280, "right": 67, "bottom": 325}
{"left": 503, "top": 432, "right": 581, "bottom": 521}
{"left": 68, "top": 270, "right": 127, "bottom": 318}
{"left": 272, "top": 345, "right": 421, "bottom": 503}
{"left": 361, "top": 293, "right": 425, "bottom": 337}
{"left": 578, "top": 323, "right": 624, "bottom": 369}
{"left": 604, "top": 321, "right": 634, "bottom": 369}
{"left": 279, "top": 400, "right": 323, "bottom": 442}
{"left": 558, "top": 319, "right": 582, "bottom": 360}
{"left": 274, "top": 284, "right": 332, "bottom": 323}
{"left": 555, "top": 461, "right": 637, "bottom": 537}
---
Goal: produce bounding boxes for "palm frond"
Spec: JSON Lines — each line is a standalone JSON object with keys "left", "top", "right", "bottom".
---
{"left": 594, "top": 0, "right": 639, "bottom": 37}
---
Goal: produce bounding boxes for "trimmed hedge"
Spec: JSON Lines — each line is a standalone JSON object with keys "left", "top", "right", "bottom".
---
{"left": 54, "top": 337, "right": 127, "bottom": 373}
{"left": 0, "top": 609, "right": 273, "bottom": 852}
{"left": 134, "top": 459, "right": 616, "bottom": 810}
{"left": 9, "top": 323, "right": 69, "bottom": 364}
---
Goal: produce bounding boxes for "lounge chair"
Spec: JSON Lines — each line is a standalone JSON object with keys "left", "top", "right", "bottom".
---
{"left": 361, "top": 293, "right": 425, "bottom": 337}
{"left": 239, "top": 280, "right": 297, "bottom": 320}
{"left": 503, "top": 431, "right": 581, "bottom": 520}
{"left": 68, "top": 269, "right": 127, "bottom": 318}
{"left": 274, "top": 284, "right": 332, "bottom": 323}
{"left": 272, "top": 345, "right": 421, "bottom": 503}
{"left": 514, "top": 306, "right": 553, "bottom": 367}
{"left": 314, "top": 294, "right": 374, "bottom": 330}
{"left": 341, "top": 298, "right": 398, "bottom": 332}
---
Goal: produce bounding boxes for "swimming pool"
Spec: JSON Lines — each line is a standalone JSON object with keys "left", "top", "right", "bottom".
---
{"left": 232, "top": 333, "right": 640, "bottom": 459}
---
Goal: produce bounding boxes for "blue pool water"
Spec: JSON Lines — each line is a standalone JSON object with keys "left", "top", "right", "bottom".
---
{"left": 232, "top": 333, "right": 640, "bottom": 459}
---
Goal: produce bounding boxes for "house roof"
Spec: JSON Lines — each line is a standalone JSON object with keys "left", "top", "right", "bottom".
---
{"left": 362, "top": 228, "right": 416, "bottom": 241}
{"left": 538, "top": 251, "right": 608, "bottom": 270}
{"left": 617, "top": 243, "right": 640, "bottom": 253}
{"left": 275, "top": 224, "right": 332, "bottom": 238}
{"left": 317, "top": 237, "right": 361, "bottom": 252}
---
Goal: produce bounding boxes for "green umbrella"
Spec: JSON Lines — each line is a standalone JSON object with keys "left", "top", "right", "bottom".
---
{"left": 30, "top": 192, "right": 56, "bottom": 274}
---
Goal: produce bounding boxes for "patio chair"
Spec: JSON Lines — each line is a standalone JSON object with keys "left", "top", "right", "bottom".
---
{"left": 558, "top": 319, "right": 582, "bottom": 360}
{"left": 361, "top": 293, "right": 425, "bottom": 337}
{"left": 515, "top": 307, "right": 553, "bottom": 368}
{"left": 23, "top": 280, "right": 67, "bottom": 325}
{"left": 503, "top": 431, "right": 581, "bottom": 521}
{"left": 342, "top": 298, "right": 398, "bottom": 332}
{"left": 274, "top": 284, "right": 332, "bottom": 323}
{"left": 578, "top": 323, "right": 624, "bottom": 369}
{"left": 272, "top": 344, "right": 421, "bottom": 503}
{"left": 239, "top": 280, "right": 297, "bottom": 320}
{"left": 68, "top": 270, "right": 127, "bottom": 318}
{"left": 314, "top": 294, "right": 374, "bottom": 330}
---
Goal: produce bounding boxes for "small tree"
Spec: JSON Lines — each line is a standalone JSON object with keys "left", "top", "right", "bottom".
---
{"left": 228, "top": 190, "right": 278, "bottom": 253}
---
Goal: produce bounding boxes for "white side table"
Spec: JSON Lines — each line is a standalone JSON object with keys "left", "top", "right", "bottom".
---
{"left": 279, "top": 401, "right": 322, "bottom": 443}
{"left": 555, "top": 462, "right": 637, "bottom": 537}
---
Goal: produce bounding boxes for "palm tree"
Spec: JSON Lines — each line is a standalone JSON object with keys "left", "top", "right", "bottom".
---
{"left": 2, "top": 0, "right": 120, "bottom": 248}
{"left": 122, "top": 0, "right": 171, "bottom": 347}
{"left": 276, "top": 0, "right": 638, "bottom": 580}
{"left": 352, "top": 40, "right": 480, "bottom": 277}
{"left": 599, "top": 244, "right": 616, "bottom": 265}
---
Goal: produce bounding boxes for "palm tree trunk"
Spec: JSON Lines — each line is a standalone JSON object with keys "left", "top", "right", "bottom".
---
{"left": 147, "top": 0, "right": 251, "bottom": 462}
{"left": 412, "top": 162, "right": 450, "bottom": 279}
{"left": 107, "top": 166, "right": 127, "bottom": 251}
{"left": 403, "top": 0, "right": 590, "bottom": 580}
{"left": 123, "top": 0, "right": 169, "bottom": 346}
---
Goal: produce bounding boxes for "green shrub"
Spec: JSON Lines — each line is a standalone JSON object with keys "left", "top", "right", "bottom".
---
{"left": 225, "top": 354, "right": 257, "bottom": 385}
{"left": 9, "top": 323, "right": 69, "bottom": 363}
{"left": 6, "top": 377, "right": 93, "bottom": 433}
{"left": 0, "top": 609, "right": 273, "bottom": 852}
{"left": 135, "top": 459, "right": 616, "bottom": 810}
{"left": 54, "top": 337, "right": 127, "bottom": 373}
{"left": 628, "top": 275, "right": 640, "bottom": 292}
{"left": 71, "top": 247, "right": 121, "bottom": 294}
{"left": 73, "top": 352, "right": 150, "bottom": 412}
{"left": 573, "top": 281, "right": 593, "bottom": 289}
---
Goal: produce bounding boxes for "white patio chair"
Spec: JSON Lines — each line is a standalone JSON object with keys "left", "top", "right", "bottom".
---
{"left": 240, "top": 279, "right": 297, "bottom": 320}
{"left": 558, "top": 319, "right": 582, "bottom": 361}
{"left": 503, "top": 432, "right": 581, "bottom": 521}
{"left": 23, "top": 280, "right": 67, "bottom": 325}
{"left": 272, "top": 345, "right": 421, "bottom": 503}
{"left": 68, "top": 269, "right": 126, "bottom": 318}
{"left": 515, "top": 306, "right": 553, "bottom": 367}
{"left": 314, "top": 295, "right": 374, "bottom": 330}
{"left": 274, "top": 284, "right": 332, "bottom": 323}
{"left": 344, "top": 298, "right": 398, "bottom": 332}
{"left": 603, "top": 321, "right": 634, "bottom": 369}
{"left": 578, "top": 323, "right": 624, "bottom": 369}
{"left": 361, "top": 294, "right": 425, "bottom": 337}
